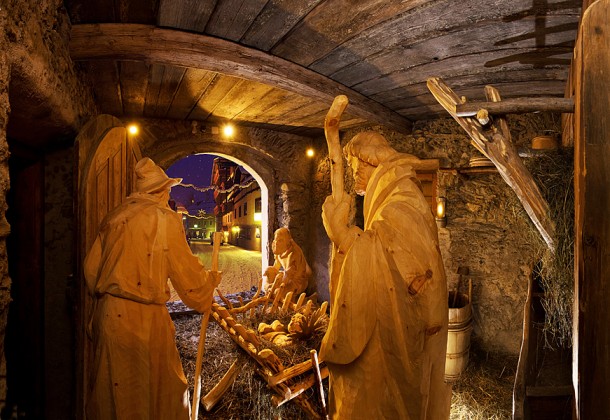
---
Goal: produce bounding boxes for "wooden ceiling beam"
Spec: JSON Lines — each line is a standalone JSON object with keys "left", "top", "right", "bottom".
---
{"left": 69, "top": 23, "right": 413, "bottom": 134}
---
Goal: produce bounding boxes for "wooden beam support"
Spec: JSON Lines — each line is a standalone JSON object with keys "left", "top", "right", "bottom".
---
{"left": 69, "top": 24, "right": 413, "bottom": 134}
{"left": 573, "top": 1, "right": 610, "bottom": 418}
{"left": 427, "top": 77, "right": 555, "bottom": 249}
{"left": 455, "top": 97, "right": 574, "bottom": 117}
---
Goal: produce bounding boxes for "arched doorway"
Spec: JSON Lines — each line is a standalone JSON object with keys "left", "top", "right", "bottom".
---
{"left": 166, "top": 153, "right": 270, "bottom": 294}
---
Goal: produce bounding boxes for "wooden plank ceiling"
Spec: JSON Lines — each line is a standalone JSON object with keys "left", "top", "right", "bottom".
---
{"left": 66, "top": 0, "right": 581, "bottom": 137}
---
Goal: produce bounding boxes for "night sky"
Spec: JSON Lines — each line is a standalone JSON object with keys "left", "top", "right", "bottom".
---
{"left": 166, "top": 154, "right": 217, "bottom": 215}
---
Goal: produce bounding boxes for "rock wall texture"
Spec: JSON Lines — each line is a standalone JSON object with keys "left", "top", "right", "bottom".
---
{"left": 311, "top": 113, "right": 563, "bottom": 355}
{"left": 0, "top": 0, "right": 94, "bottom": 413}
{"left": 0, "top": 34, "right": 10, "bottom": 407}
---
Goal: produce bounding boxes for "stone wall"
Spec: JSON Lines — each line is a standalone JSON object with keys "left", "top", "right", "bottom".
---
{"left": 0, "top": 20, "right": 11, "bottom": 406}
{"left": 310, "top": 113, "right": 562, "bottom": 355}
{"left": 43, "top": 149, "right": 75, "bottom": 418}
{"left": 0, "top": 0, "right": 95, "bottom": 414}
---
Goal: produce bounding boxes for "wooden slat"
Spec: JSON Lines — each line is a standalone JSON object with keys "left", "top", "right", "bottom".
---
{"left": 84, "top": 61, "right": 123, "bottom": 116}
{"left": 188, "top": 75, "right": 242, "bottom": 121}
{"left": 166, "top": 68, "right": 217, "bottom": 119}
{"left": 371, "top": 68, "right": 569, "bottom": 105}
{"left": 70, "top": 24, "right": 413, "bottom": 133}
{"left": 116, "top": 0, "right": 158, "bottom": 23}
{"left": 311, "top": 0, "right": 580, "bottom": 75}
{"left": 248, "top": 92, "right": 313, "bottom": 124}
{"left": 241, "top": 0, "right": 323, "bottom": 51}
{"left": 427, "top": 77, "right": 554, "bottom": 249}
{"left": 205, "top": 0, "right": 268, "bottom": 41}
{"left": 157, "top": 0, "right": 215, "bottom": 31}
{"left": 354, "top": 47, "right": 573, "bottom": 97}
{"left": 331, "top": 15, "right": 578, "bottom": 88}
{"left": 212, "top": 79, "right": 276, "bottom": 120}
{"left": 152, "top": 65, "right": 187, "bottom": 118}
{"left": 143, "top": 63, "right": 165, "bottom": 118}
{"left": 266, "top": 101, "right": 324, "bottom": 126}
{"left": 119, "top": 61, "right": 149, "bottom": 117}
{"left": 271, "top": 0, "right": 430, "bottom": 67}
{"left": 234, "top": 88, "right": 297, "bottom": 122}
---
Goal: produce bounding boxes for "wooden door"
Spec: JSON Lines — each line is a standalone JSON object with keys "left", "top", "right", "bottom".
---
{"left": 75, "top": 115, "right": 141, "bottom": 418}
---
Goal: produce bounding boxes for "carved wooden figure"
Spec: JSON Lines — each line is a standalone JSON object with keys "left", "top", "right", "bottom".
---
{"left": 262, "top": 227, "right": 312, "bottom": 299}
{"left": 84, "top": 158, "right": 221, "bottom": 420}
{"left": 321, "top": 127, "right": 451, "bottom": 419}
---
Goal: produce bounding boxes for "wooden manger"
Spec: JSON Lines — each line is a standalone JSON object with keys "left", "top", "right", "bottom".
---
{"left": 206, "top": 277, "right": 330, "bottom": 419}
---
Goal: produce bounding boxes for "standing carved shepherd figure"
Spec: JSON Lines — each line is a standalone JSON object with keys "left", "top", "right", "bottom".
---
{"left": 320, "top": 131, "right": 451, "bottom": 419}
{"left": 84, "top": 158, "right": 221, "bottom": 420}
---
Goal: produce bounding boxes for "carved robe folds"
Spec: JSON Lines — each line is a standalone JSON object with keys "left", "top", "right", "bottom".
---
{"left": 320, "top": 156, "right": 451, "bottom": 419}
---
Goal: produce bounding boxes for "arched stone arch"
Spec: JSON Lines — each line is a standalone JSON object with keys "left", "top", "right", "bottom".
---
{"left": 141, "top": 123, "right": 318, "bottom": 269}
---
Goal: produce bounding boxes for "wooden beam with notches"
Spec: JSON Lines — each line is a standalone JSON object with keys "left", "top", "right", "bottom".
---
{"left": 427, "top": 77, "right": 555, "bottom": 250}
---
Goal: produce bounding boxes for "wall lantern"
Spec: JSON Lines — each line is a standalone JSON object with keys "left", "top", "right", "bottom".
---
{"left": 435, "top": 197, "right": 447, "bottom": 228}
{"left": 306, "top": 148, "right": 315, "bottom": 158}
{"left": 254, "top": 212, "right": 262, "bottom": 222}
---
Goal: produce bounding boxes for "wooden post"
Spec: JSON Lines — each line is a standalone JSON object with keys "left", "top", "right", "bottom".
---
{"left": 573, "top": 1, "right": 610, "bottom": 418}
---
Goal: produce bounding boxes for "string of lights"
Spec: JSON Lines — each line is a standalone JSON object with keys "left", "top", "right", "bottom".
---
{"left": 176, "top": 179, "right": 257, "bottom": 194}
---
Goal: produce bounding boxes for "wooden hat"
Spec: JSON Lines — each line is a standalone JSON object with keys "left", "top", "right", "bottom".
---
{"left": 135, "top": 158, "right": 182, "bottom": 193}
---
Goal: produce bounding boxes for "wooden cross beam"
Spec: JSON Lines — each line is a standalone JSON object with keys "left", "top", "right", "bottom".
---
{"left": 427, "top": 77, "right": 555, "bottom": 250}
{"left": 455, "top": 97, "right": 574, "bottom": 117}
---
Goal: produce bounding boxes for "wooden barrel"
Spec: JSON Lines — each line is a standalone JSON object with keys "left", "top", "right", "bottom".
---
{"left": 445, "top": 288, "right": 473, "bottom": 381}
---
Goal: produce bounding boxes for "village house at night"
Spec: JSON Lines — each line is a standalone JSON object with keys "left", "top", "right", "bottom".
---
{"left": 1, "top": 0, "right": 608, "bottom": 418}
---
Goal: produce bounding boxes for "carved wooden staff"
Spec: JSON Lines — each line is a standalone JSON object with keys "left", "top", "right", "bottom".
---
{"left": 325, "top": 95, "right": 349, "bottom": 202}
{"left": 324, "top": 95, "right": 349, "bottom": 301}
{"left": 191, "top": 231, "right": 223, "bottom": 420}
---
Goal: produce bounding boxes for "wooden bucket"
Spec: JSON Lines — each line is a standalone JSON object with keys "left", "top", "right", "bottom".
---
{"left": 445, "top": 280, "right": 473, "bottom": 381}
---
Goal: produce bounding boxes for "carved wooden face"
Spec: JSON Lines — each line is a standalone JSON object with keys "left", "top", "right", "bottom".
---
{"left": 272, "top": 230, "right": 290, "bottom": 255}
{"left": 347, "top": 155, "right": 376, "bottom": 196}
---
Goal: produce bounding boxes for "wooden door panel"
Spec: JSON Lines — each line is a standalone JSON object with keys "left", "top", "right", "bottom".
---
{"left": 75, "top": 116, "right": 141, "bottom": 419}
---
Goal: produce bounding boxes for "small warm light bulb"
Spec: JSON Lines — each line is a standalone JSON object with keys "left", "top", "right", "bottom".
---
{"left": 306, "top": 148, "right": 315, "bottom": 157}
{"left": 436, "top": 200, "right": 445, "bottom": 218}
{"left": 435, "top": 197, "right": 447, "bottom": 228}
{"left": 127, "top": 124, "right": 139, "bottom": 135}
{"left": 222, "top": 124, "right": 234, "bottom": 137}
